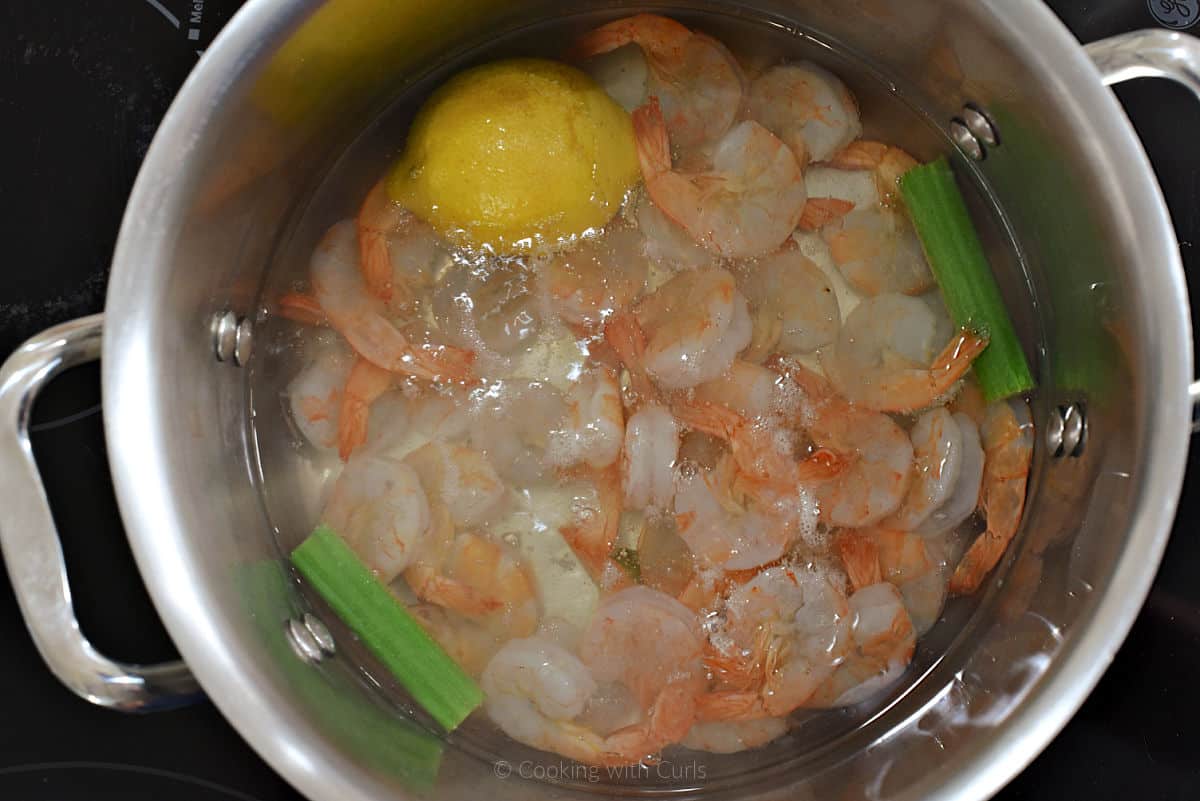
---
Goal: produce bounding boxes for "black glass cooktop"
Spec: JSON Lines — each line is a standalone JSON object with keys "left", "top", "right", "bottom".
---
{"left": 1, "top": 2, "right": 1197, "bottom": 799}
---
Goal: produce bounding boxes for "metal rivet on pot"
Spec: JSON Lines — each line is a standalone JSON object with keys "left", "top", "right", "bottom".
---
{"left": 950, "top": 119, "right": 985, "bottom": 161}
{"left": 303, "top": 613, "right": 336, "bottom": 656}
{"left": 1048, "top": 403, "right": 1087, "bottom": 458}
{"left": 233, "top": 317, "right": 253, "bottom": 367}
{"left": 962, "top": 105, "right": 1000, "bottom": 147}
{"left": 286, "top": 617, "right": 326, "bottom": 664}
{"left": 211, "top": 311, "right": 238, "bottom": 362}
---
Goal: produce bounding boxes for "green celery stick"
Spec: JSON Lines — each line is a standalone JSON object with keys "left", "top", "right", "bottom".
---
{"left": 292, "top": 526, "right": 483, "bottom": 731}
{"left": 900, "top": 157, "right": 1035, "bottom": 401}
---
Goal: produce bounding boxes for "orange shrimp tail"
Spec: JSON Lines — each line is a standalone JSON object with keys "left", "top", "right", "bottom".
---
{"left": 408, "top": 343, "right": 476, "bottom": 384}
{"left": 356, "top": 181, "right": 396, "bottom": 302}
{"left": 604, "top": 310, "right": 659, "bottom": 401}
{"left": 277, "top": 292, "right": 327, "bottom": 327}
{"left": 797, "top": 197, "right": 856, "bottom": 231}
{"left": 695, "top": 690, "right": 764, "bottom": 722}
{"left": 828, "top": 140, "right": 890, "bottom": 169}
{"left": 836, "top": 530, "right": 883, "bottom": 591}
{"left": 632, "top": 97, "right": 673, "bottom": 180}
{"left": 336, "top": 357, "right": 392, "bottom": 461}
{"left": 406, "top": 568, "right": 504, "bottom": 617}
{"left": 559, "top": 465, "right": 624, "bottom": 581}
{"left": 569, "top": 13, "right": 691, "bottom": 60}
{"left": 795, "top": 447, "right": 847, "bottom": 481}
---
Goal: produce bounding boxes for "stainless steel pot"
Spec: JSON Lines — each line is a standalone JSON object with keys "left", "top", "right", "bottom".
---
{"left": 2, "top": 2, "right": 1199, "bottom": 799}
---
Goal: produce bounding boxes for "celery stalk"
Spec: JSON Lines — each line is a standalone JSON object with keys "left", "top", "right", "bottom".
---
{"left": 292, "top": 526, "right": 483, "bottom": 731}
{"left": 900, "top": 157, "right": 1035, "bottom": 401}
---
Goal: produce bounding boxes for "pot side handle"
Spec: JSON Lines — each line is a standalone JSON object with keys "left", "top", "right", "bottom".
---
{"left": 0, "top": 315, "right": 201, "bottom": 711}
{"left": 1085, "top": 29, "right": 1200, "bottom": 430}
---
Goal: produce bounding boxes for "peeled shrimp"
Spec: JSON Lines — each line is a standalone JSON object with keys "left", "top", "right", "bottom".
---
{"left": 481, "top": 637, "right": 608, "bottom": 764}
{"left": 772, "top": 361, "right": 915, "bottom": 528}
{"left": 621, "top": 403, "right": 680, "bottom": 511}
{"left": 885, "top": 407, "right": 963, "bottom": 531}
{"left": 546, "top": 367, "right": 624, "bottom": 470}
{"left": 746, "top": 62, "right": 862, "bottom": 165}
{"left": 356, "top": 180, "right": 447, "bottom": 312}
{"left": 469, "top": 380, "right": 567, "bottom": 485}
{"left": 682, "top": 718, "right": 788, "bottom": 754}
{"left": 806, "top": 581, "right": 915, "bottom": 708}
{"left": 635, "top": 193, "right": 714, "bottom": 270}
{"left": 405, "top": 505, "right": 539, "bottom": 635}
{"left": 310, "top": 221, "right": 473, "bottom": 382}
{"left": 949, "top": 398, "right": 1033, "bottom": 595}
{"left": 699, "top": 566, "right": 852, "bottom": 719}
{"left": 918, "top": 412, "right": 984, "bottom": 536}
{"left": 287, "top": 347, "right": 353, "bottom": 450}
{"left": 633, "top": 97, "right": 807, "bottom": 259}
{"left": 673, "top": 455, "right": 794, "bottom": 571}
{"left": 737, "top": 246, "right": 840, "bottom": 359}
{"left": 579, "top": 587, "right": 705, "bottom": 761}
{"left": 828, "top": 140, "right": 920, "bottom": 206}
{"left": 822, "top": 205, "right": 934, "bottom": 297}
{"left": 404, "top": 440, "right": 508, "bottom": 528}
{"left": 433, "top": 261, "right": 542, "bottom": 370}
{"left": 541, "top": 225, "right": 648, "bottom": 329}
{"left": 631, "top": 267, "right": 753, "bottom": 390}
{"left": 821, "top": 294, "right": 987, "bottom": 414}
{"left": 839, "top": 526, "right": 949, "bottom": 636}
{"left": 573, "top": 14, "right": 744, "bottom": 152}
{"left": 691, "top": 360, "right": 790, "bottom": 420}
{"left": 321, "top": 452, "right": 431, "bottom": 582}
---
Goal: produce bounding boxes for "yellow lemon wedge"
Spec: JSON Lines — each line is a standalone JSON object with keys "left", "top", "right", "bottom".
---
{"left": 386, "top": 58, "right": 640, "bottom": 253}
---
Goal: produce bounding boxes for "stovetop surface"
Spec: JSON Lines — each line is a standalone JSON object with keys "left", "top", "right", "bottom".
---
{"left": 1, "top": 2, "right": 1197, "bottom": 799}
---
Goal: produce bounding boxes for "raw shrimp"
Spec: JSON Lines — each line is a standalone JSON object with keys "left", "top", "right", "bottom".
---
{"left": 405, "top": 506, "right": 539, "bottom": 635}
{"left": 771, "top": 361, "right": 915, "bottom": 528}
{"left": 336, "top": 357, "right": 394, "bottom": 461}
{"left": 746, "top": 62, "right": 863, "bottom": 165}
{"left": 558, "top": 464, "right": 626, "bottom": 585}
{"left": 631, "top": 267, "right": 753, "bottom": 390}
{"left": 579, "top": 587, "right": 706, "bottom": 760}
{"left": 682, "top": 717, "right": 788, "bottom": 754}
{"left": 839, "top": 526, "right": 949, "bottom": 636}
{"left": 287, "top": 347, "right": 353, "bottom": 450}
{"left": 635, "top": 193, "right": 714, "bottom": 270}
{"left": 633, "top": 97, "right": 808, "bottom": 259}
{"left": 573, "top": 14, "right": 744, "bottom": 152}
{"left": 481, "top": 637, "right": 608, "bottom": 764}
{"left": 821, "top": 294, "right": 987, "bottom": 414}
{"left": 885, "top": 407, "right": 963, "bottom": 531}
{"left": 736, "top": 246, "right": 840, "bottom": 359}
{"left": 828, "top": 140, "right": 919, "bottom": 205}
{"left": 321, "top": 452, "right": 431, "bottom": 583}
{"left": 822, "top": 205, "right": 934, "bottom": 297}
{"left": 404, "top": 440, "right": 508, "bottom": 528}
{"left": 546, "top": 368, "right": 624, "bottom": 470}
{"left": 356, "top": 180, "right": 446, "bottom": 311}
{"left": 691, "top": 360, "right": 790, "bottom": 420}
{"left": 469, "top": 380, "right": 567, "bottom": 485}
{"left": 541, "top": 225, "right": 649, "bottom": 329}
{"left": 949, "top": 398, "right": 1033, "bottom": 595}
{"left": 310, "top": 221, "right": 474, "bottom": 382}
{"left": 621, "top": 403, "right": 680, "bottom": 511}
{"left": 698, "top": 566, "right": 852, "bottom": 720}
{"left": 673, "top": 455, "right": 795, "bottom": 571}
{"left": 918, "top": 412, "right": 984, "bottom": 536}
{"left": 806, "top": 582, "right": 915, "bottom": 708}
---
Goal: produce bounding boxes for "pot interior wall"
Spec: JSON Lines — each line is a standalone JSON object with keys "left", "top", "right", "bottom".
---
{"left": 147, "top": 1, "right": 1154, "bottom": 799}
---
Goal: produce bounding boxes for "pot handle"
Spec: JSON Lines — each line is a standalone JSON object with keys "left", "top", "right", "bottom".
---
{"left": 1084, "top": 29, "right": 1200, "bottom": 429}
{"left": 0, "top": 315, "right": 201, "bottom": 711}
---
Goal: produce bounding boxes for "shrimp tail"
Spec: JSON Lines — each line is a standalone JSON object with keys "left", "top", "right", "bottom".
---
{"left": 604, "top": 310, "right": 659, "bottom": 401}
{"left": 569, "top": 13, "right": 692, "bottom": 61}
{"left": 827, "top": 140, "right": 890, "bottom": 170}
{"left": 337, "top": 357, "right": 393, "bottom": 460}
{"left": 278, "top": 292, "right": 328, "bottom": 326}
{"left": 405, "top": 565, "right": 504, "bottom": 617}
{"left": 558, "top": 465, "right": 625, "bottom": 582}
{"left": 836, "top": 530, "right": 883, "bottom": 591}
{"left": 797, "top": 197, "right": 856, "bottom": 231}
{"left": 949, "top": 474, "right": 1028, "bottom": 595}
{"left": 632, "top": 96, "right": 673, "bottom": 180}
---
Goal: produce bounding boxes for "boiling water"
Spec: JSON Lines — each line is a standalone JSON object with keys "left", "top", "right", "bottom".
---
{"left": 248, "top": 6, "right": 1038, "bottom": 792}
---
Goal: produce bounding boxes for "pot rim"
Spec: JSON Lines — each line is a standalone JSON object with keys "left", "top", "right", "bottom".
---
{"left": 101, "top": 2, "right": 1193, "bottom": 800}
